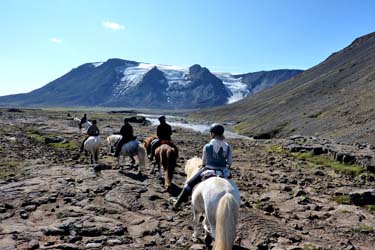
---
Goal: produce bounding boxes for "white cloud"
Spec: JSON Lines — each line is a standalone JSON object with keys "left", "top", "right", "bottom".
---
{"left": 50, "top": 37, "right": 63, "bottom": 44}
{"left": 102, "top": 20, "right": 125, "bottom": 31}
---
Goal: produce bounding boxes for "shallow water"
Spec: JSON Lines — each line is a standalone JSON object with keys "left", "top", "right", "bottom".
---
{"left": 138, "top": 113, "right": 251, "bottom": 139}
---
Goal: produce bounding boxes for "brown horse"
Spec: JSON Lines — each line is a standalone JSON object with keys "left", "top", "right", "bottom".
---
{"left": 154, "top": 144, "right": 178, "bottom": 190}
{"left": 143, "top": 136, "right": 157, "bottom": 157}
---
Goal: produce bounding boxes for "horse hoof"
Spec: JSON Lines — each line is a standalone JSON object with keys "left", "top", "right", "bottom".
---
{"left": 204, "top": 234, "right": 212, "bottom": 246}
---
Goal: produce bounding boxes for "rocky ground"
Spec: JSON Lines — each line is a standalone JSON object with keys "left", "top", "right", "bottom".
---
{"left": 0, "top": 109, "right": 375, "bottom": 250}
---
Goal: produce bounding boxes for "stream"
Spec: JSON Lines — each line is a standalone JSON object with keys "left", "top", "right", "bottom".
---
{"left": 138, "top": 113, "right": 251, "bottom": 140}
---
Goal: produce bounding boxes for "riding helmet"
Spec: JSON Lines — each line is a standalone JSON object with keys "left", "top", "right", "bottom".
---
{"left": 210, "top": 123, "right": 224, "bottom": 135}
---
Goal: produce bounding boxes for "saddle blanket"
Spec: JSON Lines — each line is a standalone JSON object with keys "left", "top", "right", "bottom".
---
{"left": 201, "top": 168, "right": 231, "bottom": 180}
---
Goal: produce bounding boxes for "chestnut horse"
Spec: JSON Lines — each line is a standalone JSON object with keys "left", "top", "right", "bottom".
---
{"left": 154, "top": 144, "right": 178, "bottom": 190}
{"left": 143, "top": 136, "right": 157, "bottom": 157}
{"left": 144, "top": 136, "right": 178, "bottom": 189}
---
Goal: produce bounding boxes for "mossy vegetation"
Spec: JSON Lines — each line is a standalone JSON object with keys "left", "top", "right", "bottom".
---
{"left": 352, "top": 223, "right": 374, "bottom": 233}
{"left": 27, "top": 130, "right": 77, "bottom": 150}
{"left": 0, "top": 161, "right": 18, "bottom": 179}
{"left": 338, "top": 209, "right": 351, "bottom": 213}
{"left": 307, "top": 111, "right": 325, "bottom": 119}
{"left": 254, "top": 200, "right": 262, "bottom": 209}
{"left": 265, "top": 145, "right": 364, "bottom": 177}
{"left": 265, "top": 145, "right": 285, "bottom": 154}
{"left": 233, "top": 122, "right": 250, "bottom": 134}
{"left": 303, "top": 244, "right": 319, "bottom": 250}
{"left": 293, "top": 152, "right": 363, "bottom": 177}
{"left": 333, "top": 195, "right": 351, "bottom": 204}
{"left": 28, "top": 131, "right": 45, "bottom": 143}
{"left": 50, "top": 141, "right": 77, "bottom": 150}
{"left": 367, "top": 205, "right": 375, "bottom": 212}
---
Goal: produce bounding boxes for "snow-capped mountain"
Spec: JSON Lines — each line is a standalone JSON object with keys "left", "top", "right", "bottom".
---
{"left": 0, "top": 59, "right": 302, "bottom": 109}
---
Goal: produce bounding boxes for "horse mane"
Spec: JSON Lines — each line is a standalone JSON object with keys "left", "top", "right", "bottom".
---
{"left": 185, "top": 156, "right": 202, "bottom": 181}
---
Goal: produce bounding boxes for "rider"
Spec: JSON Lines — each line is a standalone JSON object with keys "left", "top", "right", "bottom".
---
{"left": 80, "top": 120, "right": 100, "bottom": 153}
{"left": 113, "top": 118, "right": 136, "bottom": 157}
{"left": 148, "top": 115, "right": 172, "bottom": 161}
{"left": 172, "top": 124, "right": 232, "bottom": 210}
{"left": 79, "top": 114, "right": 87, "bottom": 129}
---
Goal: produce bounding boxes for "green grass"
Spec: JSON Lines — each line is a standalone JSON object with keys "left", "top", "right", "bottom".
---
{"left": 292, "top": 152, "right": 363, "bottom": 177}
{"left": 338, "top": 209, "right": 351, "bottom": 213}
{"left": 352, "top": 223, "right": 374, "bottom": 233}
{"left": 265, "top": 145, "right": 364, "bottom": 177}
{"left": 28, "top": 131, "right": 45, "bottom": 143}
{"left": 0, "top": 161, "right": 18, "bottom": 179}
{"left": 367, "top": 205, "right": 375, "bottom": 212}
{"left": 307, "top": 111, "right": 325, "bottom": 119}
{"left": 265, "top": 145, "right": 285, "bottom": 154}
{"left": 334, "top": 195, "right": 351, "bottom": 204}
{"left": 50, "top": 141, "right": 77, "bottom": 150}
{"left": 27, "top": 131, "right": 77, "bottom": 150}
{"left": 303, "top": 244, "right": 318, "bottom": 250}
{"left": 254, "top": 200, "right": 262, "bottom": 209}
{"left": 233, "top": 122, "right": 250, "bottom": 134}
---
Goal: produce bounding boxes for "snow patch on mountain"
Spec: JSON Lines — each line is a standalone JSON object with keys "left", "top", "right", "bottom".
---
{"left": 92, "top": 62, "right": 104, "bottom": 67}
{"left": 214, "top": 73, "right": 249, "bottom": 103}
{"left": 112, "top": 62, "right": 248, "bottom": 102}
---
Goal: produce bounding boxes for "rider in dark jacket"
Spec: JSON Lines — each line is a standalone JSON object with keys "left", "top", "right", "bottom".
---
{"left": 79, "top": 114, "right": 87, "bottom": 129}
{"left": 80, "top": 120, "right": 100, "bottom": 153}
{"left": 114, "top": 118, "right": 135, "bottom": 157}
{"left": 149, "top": 116, "right": 172, "bottom": 161}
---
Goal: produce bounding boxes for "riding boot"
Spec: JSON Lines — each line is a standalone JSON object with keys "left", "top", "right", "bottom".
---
{"left": 172, "top": 188, "right": 190, "bottom": 211}
{"left": 79, "top": 141, "right": 84, "bottom": 153}
{"left": 113, "top": 147, "right": 120, "bottom": 157}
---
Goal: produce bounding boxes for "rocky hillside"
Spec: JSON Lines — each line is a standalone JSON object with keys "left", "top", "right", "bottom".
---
{"left": 1, "top": 109, "right": 375, "bottom": 249}
{"left": 193, "top": 32, "right": 375, "bottom": 145}
{"left": 0, "top": 59, "right": 301, "bottom": 109}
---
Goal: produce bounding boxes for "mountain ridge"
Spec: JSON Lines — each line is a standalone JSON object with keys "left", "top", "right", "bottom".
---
{"left": 192, "top": 32, "right": 375, "bottom": 144}
{"left": 0, "top": 59, "right": 302, "bottom": 109}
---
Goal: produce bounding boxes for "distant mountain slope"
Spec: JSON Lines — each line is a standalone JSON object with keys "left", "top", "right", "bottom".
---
{"left": 193, "top": 32, "right": 375, "bottom": 144}
{"left": 0, "top": 59, "right": 301, "bottom": 109}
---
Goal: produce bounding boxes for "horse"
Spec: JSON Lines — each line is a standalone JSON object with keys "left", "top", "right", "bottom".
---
{"left": 80, "top": 121, "right": 92, "bottom": 132}
{"left": 83, "top": 136, "right": 101, "bottom": 165}
{"left": 117, "top": 140, "right": 146, "bottom": 174}
{"left": 185, "top": 157, "right": 240, "bottom": 250}
{"left": 106, "top": 134, "right": 122, "bottom": 153}
{"left": 153, "top": 144, "right": 178, "bottom": 190}
{"left": 143, "top": 135, "right": 157, "bottom": 157}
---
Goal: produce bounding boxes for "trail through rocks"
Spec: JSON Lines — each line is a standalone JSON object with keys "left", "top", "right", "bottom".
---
{"left": 0, "top": 109, "right": 375, "bottom": 249}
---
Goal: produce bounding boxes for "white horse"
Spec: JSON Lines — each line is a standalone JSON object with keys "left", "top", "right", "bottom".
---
{"left": 84, "top": 136, "right": 101, "bottom": 165}
{"left": 106, "top": 134, "right": 122, "bottom": 153}
{"left": 117, "top": 140, "right": 146, "bottom": 174}
{"left": 80, "top": 121, "right": 92, "bottom": 132}
{"left": 185, "top": 157, "right": 240, "bottom": 250}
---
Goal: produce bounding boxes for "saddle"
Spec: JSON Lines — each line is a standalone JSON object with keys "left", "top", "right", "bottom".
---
{"left": 200, "top": 168, "right": 231, "bottom": 181}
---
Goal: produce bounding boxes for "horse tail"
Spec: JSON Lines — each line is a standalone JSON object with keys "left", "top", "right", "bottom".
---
{"left": 165, "top": 147, "right": 177, "bottom": 187}
{"left": 214, "top": 193, "right": 239, "bottom": 250}
{"left": 137, "top": 143, "right": 146, "bottom": 172}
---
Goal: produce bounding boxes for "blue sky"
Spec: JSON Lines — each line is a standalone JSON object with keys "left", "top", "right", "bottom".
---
{"left": 1, "top": 0, "right": 374, "bottom": 96}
